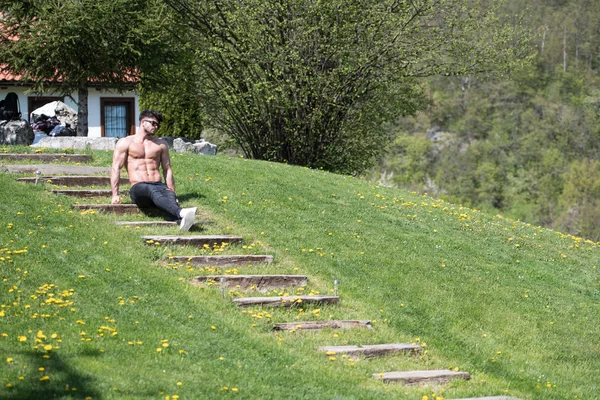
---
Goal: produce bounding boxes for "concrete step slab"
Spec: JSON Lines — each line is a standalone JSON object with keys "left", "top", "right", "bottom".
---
{"left": 168, "top": 255, "right": 273, "bottom": 267}
{"left": 6, "top": 165, "right": 109, "bottom": 175}
{"left": 449, "top": 397, "right": 522, "bottom": 400}
{"left": 53, "top": 189, "right": 128, "bottom": 197}
{"left": 18, "top": 175, "right": 126, "bottom": 186}
{"left": 143, "top": 235, "right": 243, "bottom": 247}
{"left": 233, "top": 295, "right": 338, "bottom": 308}
{"left": 192, "top": 275, "right": 307, "bottom": 291}
{"left": 273, "top": 320, "right": 372, "bottom": 331}
{"left": 374, "top": 370, "right": 471, "bottom": 385}
{"left": 318, "top": 343, "right": 421, "bottom": 358}
{"left": 73, "top": 204, "right": 157, "bottom": 215}
{"left": 115, "top": 220, "right": 209, "bottom": 227}
{"left": 0, "top": 153, "right": 91, "bottom": 162}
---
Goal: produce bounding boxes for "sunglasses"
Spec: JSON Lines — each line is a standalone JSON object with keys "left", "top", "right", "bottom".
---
{"left": 143, "top": 119, "right": 160, "bottom": 128}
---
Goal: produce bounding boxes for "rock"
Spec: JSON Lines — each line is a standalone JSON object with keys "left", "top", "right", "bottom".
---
{"left": 54, "top": 101, "right": 78, "bottom": 130}
{"left": 191, "top": 139, "right": 217, "bottom": 155}
{"left": 30, "top": 136, "right": 118, "bottom": 151}
{"left": 159, "top": 136, "right": 175, "bottom": 149}
{"left": 0, "top": 119, "right": 35, "bottom": 145}
{"left": 173, "top": 137, "right": 192, "bottom": 153}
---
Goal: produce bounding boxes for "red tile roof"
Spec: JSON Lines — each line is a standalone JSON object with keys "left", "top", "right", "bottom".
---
{"left": 0, "top": 68, "right": 24, "bottom": 82}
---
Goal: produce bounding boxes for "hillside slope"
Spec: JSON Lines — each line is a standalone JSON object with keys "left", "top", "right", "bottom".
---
{"left": 1, "top": 152, "right": 598, "bottom": 399}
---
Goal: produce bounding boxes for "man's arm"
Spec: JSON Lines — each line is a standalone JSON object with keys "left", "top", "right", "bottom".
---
{"left": 160, "top": 141, "right": 176, "bottom": 193}
{"left": 110, "top": 139, "right": 128, "bottom": 204}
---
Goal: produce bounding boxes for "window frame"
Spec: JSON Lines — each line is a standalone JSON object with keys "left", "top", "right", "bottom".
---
{"left": 100, "top": 97, "right": 136, "bottom": 138}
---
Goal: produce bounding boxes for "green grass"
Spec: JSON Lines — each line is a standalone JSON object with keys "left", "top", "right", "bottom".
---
{"left": 1, "top": 150, "right": 599, "bottom": 399}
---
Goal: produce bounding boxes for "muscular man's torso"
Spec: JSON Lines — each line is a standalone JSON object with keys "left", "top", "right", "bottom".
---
{"left": 124, "top": 137, "right": 165, "bottom": 186}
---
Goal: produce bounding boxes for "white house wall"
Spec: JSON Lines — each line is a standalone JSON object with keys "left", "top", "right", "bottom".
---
{"left": 0, "top": 86, "right": 139, "bottom": 138}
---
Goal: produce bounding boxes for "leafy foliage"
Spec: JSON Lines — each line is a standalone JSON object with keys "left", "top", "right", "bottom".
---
{"left": 164, "top": 0, "right": 528, "bottom": 173}
{"left": 139, "top": 47, "right": 206, "bottom": 141}
{"left": 376, "top": 56, "right": 600, "bottom": 239}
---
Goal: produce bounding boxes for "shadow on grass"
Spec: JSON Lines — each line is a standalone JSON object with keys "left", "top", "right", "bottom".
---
{"left": 2, "top": 350, "right": 102, "bottom": 400}
{"left": 177, "top": 192, "right": 206, "bottom": 202}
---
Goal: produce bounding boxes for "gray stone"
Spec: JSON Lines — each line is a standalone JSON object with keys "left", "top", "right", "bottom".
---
{"left": 54, "top": 101, "right": 78, "bottom": 130}
{"left": 4, "top": 164, "right": 109, "bottom": 175}
{"left": 0, "top": 120, "right": 34, "bottom": 145}
{"left": 173, "top": 137, "right": 192, "bottom": 153}
{"left": 449, "top": 397, "right": 522, "bottom": 400}
{"left": 159, "top": 136, "right": 175, "bottom": 149}
{"left": 31, "top": 136, "right": 118, "bottom": 151}
{"left": 191, "top": 139, "right": 217, "bottom": 155}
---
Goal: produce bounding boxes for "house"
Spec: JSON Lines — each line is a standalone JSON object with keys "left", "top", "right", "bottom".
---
{"left": 0, "top": 70, "right": 140, "bottom": 138}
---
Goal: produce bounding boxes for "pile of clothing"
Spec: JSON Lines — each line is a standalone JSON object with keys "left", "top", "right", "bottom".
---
{"left": 32, "top": 114, "right": 75, "bottom": 136}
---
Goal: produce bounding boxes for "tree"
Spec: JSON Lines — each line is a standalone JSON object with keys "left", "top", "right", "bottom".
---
{"left": 0, "top": 0, "right": 169, "bottom": 136}
{"left": 139, "top": 45, "right": 206, "bottom": 141}
{"left": 164, "top": 0, "right": 530, "bottom": 173}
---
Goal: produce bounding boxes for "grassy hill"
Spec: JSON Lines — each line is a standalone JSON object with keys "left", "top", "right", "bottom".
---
{"left": 1, "top": 150, "right": 598, "bottom": 399}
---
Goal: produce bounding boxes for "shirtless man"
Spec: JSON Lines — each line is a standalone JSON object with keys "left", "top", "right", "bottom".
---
{"left": 110, "top": 110, "right": 197, "bottom": 231}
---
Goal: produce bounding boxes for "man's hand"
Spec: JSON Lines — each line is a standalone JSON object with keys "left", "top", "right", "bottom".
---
{"left": 111, "top": 194, "right": 121, "bottom": 204}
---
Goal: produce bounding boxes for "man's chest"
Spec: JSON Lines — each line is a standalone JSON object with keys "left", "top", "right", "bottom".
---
{"left": 128, "top": 141, "right": 162, "bottom": 161}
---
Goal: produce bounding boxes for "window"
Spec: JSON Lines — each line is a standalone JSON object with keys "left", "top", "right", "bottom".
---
{"left": 101, "top": 98, "right": 135, "bottom": 138}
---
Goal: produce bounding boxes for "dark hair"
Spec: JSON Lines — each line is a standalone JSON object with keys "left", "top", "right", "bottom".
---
{"left": 139, "top": 109, "right": 164, "bottom": 123}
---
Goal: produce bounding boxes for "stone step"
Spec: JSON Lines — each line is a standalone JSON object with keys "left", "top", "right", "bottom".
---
{"left": 233, "top": 295, "right": 339, "bottom": 308}
{"left": 448, "top": 397, "right": 522, "bottom": 400}
{"left": 191, "top": 275, "right": 307, "bottom": 291}
{"left": 5, "top": 164, "right": 109, "bottom": 175}
{"left": 115, "top": 220, "right": 209, "bottom": 227}
{"left": 167, "top": 255, "right": 273, "bottom": 267}
{"left": 143, "top": 235, "right": 243, "bottom": 247}
{"left": 373, "top": 370, "right": 471, "bottom": 385}
{"left": 0, "top": 153, "right": 91, "bottom": 162}
{"left": 73, "top": 203, "right": 156, "bottom": 214}
{"left": 273, "top": 320, "right": 372, "bottom": 331}
{"left": 318, "top": 343, "right": 421, "bottom": 358}
{"left": 18, "top": 175, "right": 127, "bottom": 186}
{"left": 53, "top": 189, "right": 129, "bottom": 197}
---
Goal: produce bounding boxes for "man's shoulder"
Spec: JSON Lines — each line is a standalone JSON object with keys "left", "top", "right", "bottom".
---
{"left": 116, "top": 136, "right": 134, "bottom": 148}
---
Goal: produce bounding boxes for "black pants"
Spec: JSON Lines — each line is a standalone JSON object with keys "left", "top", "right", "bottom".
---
{"left": 129, "top": 181, "right": 181, "bottom": 220}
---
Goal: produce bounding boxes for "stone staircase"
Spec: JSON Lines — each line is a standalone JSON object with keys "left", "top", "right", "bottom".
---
{"left": 8, "top": 154, "right": 523, "bottom": 399}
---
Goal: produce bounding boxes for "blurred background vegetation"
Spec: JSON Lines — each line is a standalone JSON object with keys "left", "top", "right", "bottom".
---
{"left": 374, "top": 0, "right": 600, "bottom": 240}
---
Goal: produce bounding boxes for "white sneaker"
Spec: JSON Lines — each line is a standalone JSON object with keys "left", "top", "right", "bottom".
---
{"left": 179, "top": 207, "right": 197, "bottom": 231}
